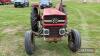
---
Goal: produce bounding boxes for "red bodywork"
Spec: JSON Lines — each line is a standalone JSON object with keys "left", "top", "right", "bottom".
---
{"left": 43, "top": 8, "right": 66, "bottom": 27}
{"left": 31, "top": 2, "right": 67, "bottom": 42}
{"left": 0, "top": 0, "right": 11, "bottom": 4}
{"left": 43, "top": 8, "right": 65, "bottom": 15}
{"left": 42, "top": 8, "right": 67, "bottom": 41}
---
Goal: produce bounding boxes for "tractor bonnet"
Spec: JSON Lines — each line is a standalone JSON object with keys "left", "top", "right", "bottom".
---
{"left": 42, "top": 8, "right": 67, "bottom": 27}
{"left": 43, "top": 8, "right": 66, "bottom": 16}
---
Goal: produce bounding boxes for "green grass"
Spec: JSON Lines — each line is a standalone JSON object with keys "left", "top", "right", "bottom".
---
{"left": 0, "top": 0, "right": 100, "bottom": 56}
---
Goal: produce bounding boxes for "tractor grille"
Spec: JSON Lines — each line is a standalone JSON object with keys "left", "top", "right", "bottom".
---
{"left": 44, "top": 15, "right": 65, "bottom": 24}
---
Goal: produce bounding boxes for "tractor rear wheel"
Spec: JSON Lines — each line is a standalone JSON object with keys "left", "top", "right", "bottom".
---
{"left": 68, "top": 29, "right": 81, "bottom": 52}
{"left": 24, "top": 31, "right": 35, "bottom": 55}
{"left": 31, "top": 7, "right": 38, "bottom": 32}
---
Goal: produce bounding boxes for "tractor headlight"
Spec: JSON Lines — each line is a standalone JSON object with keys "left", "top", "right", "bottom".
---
{"left": 43, "top": 28, "right": 49, "bottom": 35}
{"left": 59, "top": 28, "right": 66, "bottom": 35}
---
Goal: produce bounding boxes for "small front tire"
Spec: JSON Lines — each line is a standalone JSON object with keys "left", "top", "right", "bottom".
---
{"left": 68, "top": 29, "right": 81, "bottom": 52}
{"left": 24, "top": 31, "right": 35, "bottom": 55}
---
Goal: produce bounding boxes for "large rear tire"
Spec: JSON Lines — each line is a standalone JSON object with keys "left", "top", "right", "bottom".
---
{"left": 31, "top": 7, "right": 38, "bottom": 32}
{"left": 24, "top": 31, "right": 35, "bottom": 55}
{"left": 68, "top": 29, "right": 81, "bottom": 52}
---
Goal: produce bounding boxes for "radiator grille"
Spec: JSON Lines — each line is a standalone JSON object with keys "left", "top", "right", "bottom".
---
{"left": 44, "top": 15, "right": 65, "bottom": 24}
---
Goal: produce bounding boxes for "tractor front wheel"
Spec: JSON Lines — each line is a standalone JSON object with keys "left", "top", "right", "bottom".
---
{"left": 24, "top": 31, "right": 35, "bottom": 55}
{"left": 68, "top": 29, "right": 81, "bottom": 52}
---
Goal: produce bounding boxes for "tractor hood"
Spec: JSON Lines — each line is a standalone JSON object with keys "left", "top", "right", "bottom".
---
{"left": 42, "top": 8, "right": 67, "bottom": 27}
{"left": 43, "top": 8, "right": 66, "bottom": 16}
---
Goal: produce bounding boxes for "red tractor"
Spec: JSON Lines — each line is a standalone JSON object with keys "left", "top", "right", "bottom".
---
{"left": 24, "top": 0, "right": 81, "bottom": 55}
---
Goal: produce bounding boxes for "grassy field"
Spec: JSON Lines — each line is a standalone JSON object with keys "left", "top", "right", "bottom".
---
{"left": 0, "top": 0, "right": 100, "bottom": 56}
